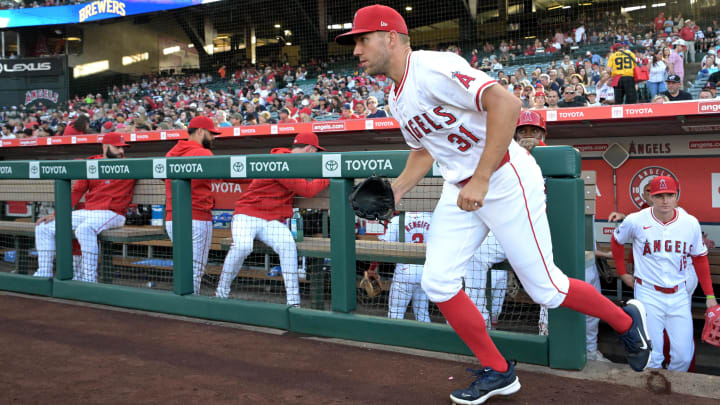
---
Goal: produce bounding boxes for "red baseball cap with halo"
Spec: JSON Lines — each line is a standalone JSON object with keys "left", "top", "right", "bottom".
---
{"left": 516, "top": 110, "right": 546, "bottom": 131}
{"left": 649, "top": 176, "right": 678, "bottom": 195}
{"left": 335, "top": 4, "right": 408, "bottom": 45}
{"left": 293, "top": 132, "right": 325, "bottom": 151}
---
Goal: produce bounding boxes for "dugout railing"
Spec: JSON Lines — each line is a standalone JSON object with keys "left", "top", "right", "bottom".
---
{"left": 0, "top": 146, "right": 586, "bottom": 369}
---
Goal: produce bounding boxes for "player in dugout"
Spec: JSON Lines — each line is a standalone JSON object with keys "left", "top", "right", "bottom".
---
{"left": 33, "top": 133, "right": 135, "bottom": 283}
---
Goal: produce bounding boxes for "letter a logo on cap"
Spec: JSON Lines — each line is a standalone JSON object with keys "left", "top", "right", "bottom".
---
{"left": 659, "top": 179, "right": 667, "bottom": 190}
{"left": 380, "top": 21, "right": 388, "bottom": 27}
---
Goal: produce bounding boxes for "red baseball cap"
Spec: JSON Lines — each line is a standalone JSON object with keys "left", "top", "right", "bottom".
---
{"left": 649, "top": 176, "right": 678, "bottom": 195}
{"left": 299, "top": 107, "right": 312, "bottom": 115}
{"left": 101, "top": 132, "right": 129, "bottom": 147}
{"left": 188, "top": 116, "right": 221, "bottom": 134}
{"left": 293, "top": 132, "right": 325, "bottom": 151}
{"left": 335, "top": 4, "right": 408, "bottom": 45}
{"left": 516, "top": 110, "right": 546, "bottom": 131}
{"left": 103, "top": 121, "right": 114, "bottom": 130}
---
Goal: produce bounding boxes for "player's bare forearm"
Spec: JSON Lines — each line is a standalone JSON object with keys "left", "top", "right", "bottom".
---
{"left": 473, "top": 85, "right": 520, "bottom": 182}
{"left": 392, "top": 148, "right": 434, "bottom": 203}
{"left": 457, "top": 85, "right": 520, "bottom": 211}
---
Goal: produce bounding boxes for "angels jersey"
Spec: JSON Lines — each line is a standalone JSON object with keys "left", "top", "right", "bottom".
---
{"left": 613, "top": 207, "right": 707, "bottom": 288}
{"left": 389, "top": 50, "right": 516, "bottom": 184}
{"left": 379, "top": 212, "right": 432, "bottom": 281}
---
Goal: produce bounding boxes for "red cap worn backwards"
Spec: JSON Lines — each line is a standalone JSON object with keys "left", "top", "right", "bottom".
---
{"left": 188, "top": 116, "right": 222, "bottom": 134}
{"left": 335, "top": 4, "right": 408, "bottom": 45}
{"left": 101, "top": 132, "right": 128, "bottom": 147}
{"left": 649, "top": 176, "right": 678, "bottom": 195}
{"left": 293, "top": 132, "right": 325, "bottom": 151}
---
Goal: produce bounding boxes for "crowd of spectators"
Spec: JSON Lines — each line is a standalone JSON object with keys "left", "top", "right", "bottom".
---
{"left": 0, "top": 63, "right": 393, "bottom": 139}
{"left": 487, "top": 12, "right": 720, "bottom": 109}
{"left": 2, "top": 9, "right": 720, "bottom": 139}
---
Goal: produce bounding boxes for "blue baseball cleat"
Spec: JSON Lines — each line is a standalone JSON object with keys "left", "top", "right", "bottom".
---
{"left": 450, "top": 360, "right": 521, "bottom": 404}
{"left": 619, "top": 299, "right": 652, "bottom": 372}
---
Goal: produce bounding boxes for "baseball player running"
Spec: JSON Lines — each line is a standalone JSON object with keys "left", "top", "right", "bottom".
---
{"left": 164, "top": 116, "right": 220, "bottom": 295}
{"left": 379, "top": 212, "right": 432, "bottom": 322}
{"left": 33, "top": 133, "right": 135, "bottom": 282}
{"left": 611, "top": 176, "right": 717, "bottom": 371}
{"left": 465, "top": 232, "right": 507, "bottom": 330}
{"left": 216, "top": 132, "right": 329, "bottom": 306}
{"left": 337, "top": 5, "right": 651, "bottom": 403}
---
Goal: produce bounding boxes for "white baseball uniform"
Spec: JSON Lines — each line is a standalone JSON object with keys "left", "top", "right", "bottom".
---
{"left": 216, "top": 214, "right": 301, "bottom": 305}
{"left": 165, "top": 220, "right": 213, "bottom": 294}
{"left": 34, "top": 210, "right": 125, "bottom": 281}
{"left": 613, "top": 207, "right": 707, "bottom": 371}
{"left": 379, "top": 212, "right": 432, "bottom": 322}
{"left": 389, "top": 50, "right": 570, "bottom": 309}
{"left": 465, "top": 232, "right": 507, "bottom": 327}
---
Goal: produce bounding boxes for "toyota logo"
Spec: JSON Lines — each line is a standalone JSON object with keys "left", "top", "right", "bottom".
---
{"left": 233, "top": 162, "right": 244, "bottom": 172}
{"left": 325, "top": 160, "right": 338, "bottom": 171}
{"left": 30, "top": 165, "right": 38, "bottom": 174}
{"left": 88, "top": 165, "right": 97, "bottom": 174}
{"left": 155, "top": 164, "right": 164, "bottom": 173}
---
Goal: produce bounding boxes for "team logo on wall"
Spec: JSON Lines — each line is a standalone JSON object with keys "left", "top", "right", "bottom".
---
{"left": 629, "top": 166, "right": 679, "bottom": 208}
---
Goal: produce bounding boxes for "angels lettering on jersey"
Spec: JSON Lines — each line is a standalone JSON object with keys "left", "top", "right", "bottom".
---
{"left": 388, "top": 50, "right": 499, "bottom": 184}
{"left": 613, "top": 208, "right": 707, "bottom": 287}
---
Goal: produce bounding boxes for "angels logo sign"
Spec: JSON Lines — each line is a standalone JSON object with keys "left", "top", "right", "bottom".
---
{"left": 629, "top": 166, "right": 679, "bottom": 209}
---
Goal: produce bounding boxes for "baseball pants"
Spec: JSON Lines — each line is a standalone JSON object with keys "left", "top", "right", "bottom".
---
{"left": 585, "top": 262, "right": 602, "bottom": 352}
{"left": 216, "top": 214, "right": 301, "bottom": 306}
{"left": 388, "top": 263, "right": 430, "bottom": 322}
{"left": 34, "top": 209, "right": 125, "bottom": 282}
{"left": 165, "top": 220, "right": 212, "bottom": 295}
{"left": 421, "top": 142, "right": 570, "bottom": 309}
{"left": 465, "top": 233, "right": 508, "bottom": 325}
{"left": 634, "top": 280, "right": 693, "bottom": 371}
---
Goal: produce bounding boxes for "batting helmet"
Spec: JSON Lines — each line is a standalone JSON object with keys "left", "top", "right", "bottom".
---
{"left": 516, "top": 110, "right": 546, "bottom": 131}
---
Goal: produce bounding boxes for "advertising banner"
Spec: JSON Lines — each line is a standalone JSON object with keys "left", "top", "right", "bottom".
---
{"left": 0, "top": 1, "right": 217, "bottom": 28}
{"left": 0, "top": 57, "right": 64, "bottom": 77}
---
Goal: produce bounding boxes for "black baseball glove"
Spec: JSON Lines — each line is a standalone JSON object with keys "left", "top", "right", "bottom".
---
{"left": 348, "top": 176, "right": 395, "bottom": 221}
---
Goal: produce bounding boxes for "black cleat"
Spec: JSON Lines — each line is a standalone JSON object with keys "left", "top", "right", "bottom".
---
{"left": 619, "top": 299, "right": 652, "bottom": 372}
{"left": 450, "top": 360, "right": 521, "bottom": 404}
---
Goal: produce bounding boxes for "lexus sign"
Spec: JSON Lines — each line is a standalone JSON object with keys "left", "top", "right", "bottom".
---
{"left": 0, "top": 57, "right": 64, "bottom": 77}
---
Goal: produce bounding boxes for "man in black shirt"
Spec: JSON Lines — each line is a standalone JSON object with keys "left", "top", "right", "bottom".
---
{"left": 557, "top": 85, "right": 587, "bottom": 107}
{"left": 661, "top": 75, "right": 693, "bottom": 101}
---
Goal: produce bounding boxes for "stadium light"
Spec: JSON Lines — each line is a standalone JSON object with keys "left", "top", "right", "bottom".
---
{"left": 285, "top": 42, "right": 292, "bottom": 46}
{"left": 65, "top": 37, "right": 82, "bottom": 41}
{"left": 622, "top": 5, "right": 646, "bottom": 12}
{"left": 73, "top": 60, "right": 109, "bottom": 78}
{"left": 162, "top": 46, "right": 180, "bottom": 55}
{"left": 547, "top": 5, "right": 562, "bottom": 10}
{"left": 405, "top": 6, "right": 412, "bottom": 11}
{"left": 343, "top": 23, "right": 352, "bottom": 29}
{"left": 274, "top": 24, "right": 281, "bottom": 28}
{"left": 651, "top": 3, "right": 666, "bottom": 7}
{"left": 562, "top": 5, "right": 571, "bottom": 9}
{"left": 122, "top": 52, "right": 149, "bottom": 66}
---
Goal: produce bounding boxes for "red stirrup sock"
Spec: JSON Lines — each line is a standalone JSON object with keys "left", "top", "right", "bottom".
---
{"left": 561, "top": 278, "right": 632, "bottom": 333}
{"left": 436, "top": 290, "right": 508, "bottom": 372}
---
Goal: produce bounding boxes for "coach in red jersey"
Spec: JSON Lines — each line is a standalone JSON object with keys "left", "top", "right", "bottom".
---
{"left": 216, "top": 132, "right": 329, "bottom": 306}
{"left": 164, "top": 116, "right": 221, "bottom": 294}
{"left": 34, "top": 133, "right": 135, "bottom": 282}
